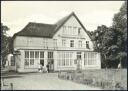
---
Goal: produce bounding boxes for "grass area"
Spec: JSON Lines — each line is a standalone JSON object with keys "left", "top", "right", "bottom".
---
{"left": 58, "top": 69, "right": 127, "bottom": 90}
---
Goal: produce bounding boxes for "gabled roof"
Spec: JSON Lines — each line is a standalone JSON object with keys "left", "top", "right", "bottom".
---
{"left": 13, "top": 12, "right": 92, "bottom": 40}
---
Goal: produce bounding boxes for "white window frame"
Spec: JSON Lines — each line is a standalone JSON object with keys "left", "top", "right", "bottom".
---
{"left": 88, "top": 52, "right": 96, "bottom": 65}
{"left": 24, "top": 51, "right": 45, "bottom": 68}
{"left": 57, "top": 52, "right": 73, "bottom": 67}
{"left": 30, "top": 51, "right": 34, "bottom": 66}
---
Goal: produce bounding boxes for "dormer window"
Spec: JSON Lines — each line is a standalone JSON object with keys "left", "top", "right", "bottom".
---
{"left": 86, "top": 41, "right": 90, "bottom": 49}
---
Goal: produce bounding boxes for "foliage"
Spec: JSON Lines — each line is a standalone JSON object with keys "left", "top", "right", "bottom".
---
{"left": 1, "top": 23, "right": 12, "bottom": 67}
{"left": 90, "top": 2, "right": 127, "bottom": 68}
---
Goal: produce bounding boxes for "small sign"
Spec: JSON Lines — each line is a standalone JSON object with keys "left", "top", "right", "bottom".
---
{"left": 13, "top": 51, "right": 21, "bottom": 55}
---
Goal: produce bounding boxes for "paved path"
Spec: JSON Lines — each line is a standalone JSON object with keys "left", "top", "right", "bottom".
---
{"left": 2, "top": 73, "right": 102, "bottom": 90}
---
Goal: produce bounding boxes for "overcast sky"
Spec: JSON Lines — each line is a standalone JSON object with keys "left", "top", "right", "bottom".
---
{"left": 1, "top": 1, "right": 124, "bottom": 36}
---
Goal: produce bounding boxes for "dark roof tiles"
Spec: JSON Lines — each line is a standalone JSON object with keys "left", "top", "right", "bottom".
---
{"left": 13, "top": 12, "right": 92, "bottom": 40}
{"left": 15, "top": 22, "right": 56, "bottom": 38}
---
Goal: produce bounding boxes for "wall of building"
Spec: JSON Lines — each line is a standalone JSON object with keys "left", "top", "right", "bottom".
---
{"left": 13, "top": 15, "right": 101, "bottom": 72}
{"left": 13, "top": 15, "right": 94, "bottom": 51}
{"left": 15, "top": 50, "right": 101, "bottom": 72}
{"left": 54, "top": 51, "right": 101, "bottom": 71}
{"left": 53, "top": 15, "right": 94, "bottom": 51}
{"left": 15, "top": 50, "right": 49, "bottom": 72}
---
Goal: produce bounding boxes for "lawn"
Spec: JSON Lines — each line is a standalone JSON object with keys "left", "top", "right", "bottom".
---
{"left": 58, "top": 69, "right": 127, "bottom": 90}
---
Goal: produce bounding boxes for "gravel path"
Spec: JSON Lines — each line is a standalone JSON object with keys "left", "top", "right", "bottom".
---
{"left": 2, "top": 73, "right": 102, "bottom": 90}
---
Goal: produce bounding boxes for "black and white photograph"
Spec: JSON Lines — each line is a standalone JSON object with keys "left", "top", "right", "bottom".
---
{"left": 1, "top": 1, "right": 127, "bottom": 90}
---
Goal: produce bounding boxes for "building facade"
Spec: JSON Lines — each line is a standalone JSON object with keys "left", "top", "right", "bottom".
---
{"left": 12, "top": 12, "right": 101, "bottom": 72}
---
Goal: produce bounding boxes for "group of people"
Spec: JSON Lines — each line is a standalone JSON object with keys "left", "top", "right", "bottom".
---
{"left": 38, "top": 63, "right": 50, "bottom": 73}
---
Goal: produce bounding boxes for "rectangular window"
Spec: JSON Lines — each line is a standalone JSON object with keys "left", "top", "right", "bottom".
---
{"left": 78, "top": 41, "right": 82, "bottom": 48}
{"left": 88, "top": 52, "right": 93, "bottom": 65}
{"left": 70, "top": 40, "right": 74, "bottom": 47}
{"left": 30, "top": 51, "right": 34, "bottom": 65}
{"left": 78, "top": 28, "right": 81, "bottom": 35}
{"left": 25, "top": 51, "right": 29, "bottom": 58}
{"left": 62, "top": 39, "right": 66, "bottom": 47}
{"left": 48, "top": 52, "right": 53, "bottom": 59}
{"left": 35, "top": 51, "right": 39, "bottom": 58}
{"left": 68, "top": 26, "right": 71, "bottom": 34}
{"left": 63, "top": 26, "right": 66, "bottom": 34}
{"left": 86, "top": 41, "right": 90, "bottom": 49}
{"left": 48, "top": 52, "right": 54, "bottom": 64}
{"left": 30, "top": 51, "right": 34, "bottom": 58}
{"left": 91, "top": 53, "right": 96, "bottom": 65}
{"left": 73, "top": 27, "right": 76, "bottom": 35}
{"left": 25, "top": 51, "right": 29, "bottom": 67}
{"left": 57, "top": 52, "right": 73, "bottom": 67}
{"left": 70, "top": 53, "right": 72, "bottom": 66}
{"left": 30, "top": 59, "right": 34, "bottom": 65}
{"left": 25, "top": 59, "right": 29, "bottom": 66}
{"left": 24, "top": 51, "right": 46, "bottom": 67}
{"left": 84, "top": 52, "right": 87, "bottom": 65}
{"left": 40, "top": 51, "right": 44, "bottom": 58}
{"left": 77, "top": 52, "right": 81, "bottom": 60}
{"left": 44, "top": 39, "right": 48, "bottom": 48}
{"left": 54, "top": 39, "right": 57, "bottom": 47}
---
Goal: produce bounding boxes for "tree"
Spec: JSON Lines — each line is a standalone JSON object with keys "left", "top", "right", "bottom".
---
{"left": 90, "top": 2, "right": 127, "bottom": 68}
{"left": 1, "top": 23, "right": 11, "bottom": 67}
{"left": 112, "top": 2, "right": 127, "bottom": 68}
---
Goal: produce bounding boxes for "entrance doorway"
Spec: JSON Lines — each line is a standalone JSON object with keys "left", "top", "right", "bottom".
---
{"left": 40, "top": 59, "right": 44, "bottom": 66}
{"left": 48, "top": 52, "right": 54, "bottom": 72}
{"left": 77, "top": 52, "right": 82, "bottom": 60}
{"left": 76, "top": 52, "right": 82, "bottom": 70}
{"left": 40, "top": 51, "right": 44, "bottom": 66}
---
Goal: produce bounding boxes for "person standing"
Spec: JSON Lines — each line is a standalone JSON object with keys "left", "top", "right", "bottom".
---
{"left": 46, "top": 62, "right": 49, "bottom": 73}
{"left": 38, "top": 63, "right": 43, "bottom": 72}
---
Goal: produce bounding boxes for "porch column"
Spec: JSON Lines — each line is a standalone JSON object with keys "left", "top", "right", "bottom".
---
{"left": 18, "top": 50, "right": 24, "bottom": 72}
{"left": 44, "top": 51, "right": 47, "bottom": 67}
{"left": 81, "top": 52, "right": 84, "bottom": 69}
{"left": 54, "top": 51, "right": 57, "bottom": 71}
{"left": 87, "top": 52, "right": 89, "bottom": 66}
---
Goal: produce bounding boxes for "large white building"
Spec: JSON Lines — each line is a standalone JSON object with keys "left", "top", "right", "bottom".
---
{"left": 12, "top": 12, "right": 101, "bottom": 72}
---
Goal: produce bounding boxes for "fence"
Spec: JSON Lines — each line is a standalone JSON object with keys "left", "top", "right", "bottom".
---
{"left": 1, "top": 78, "right": 13, "bottom": 90}
{"left": 58, "top": 69, "right": 127, "bottom": 90}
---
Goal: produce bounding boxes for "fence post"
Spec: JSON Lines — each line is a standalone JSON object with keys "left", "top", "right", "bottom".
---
{"left": 58, "top": 71, "right": 60, "bottom": 78}
{"left": 10, "top": 83, "right": 13, "bottom": 90}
